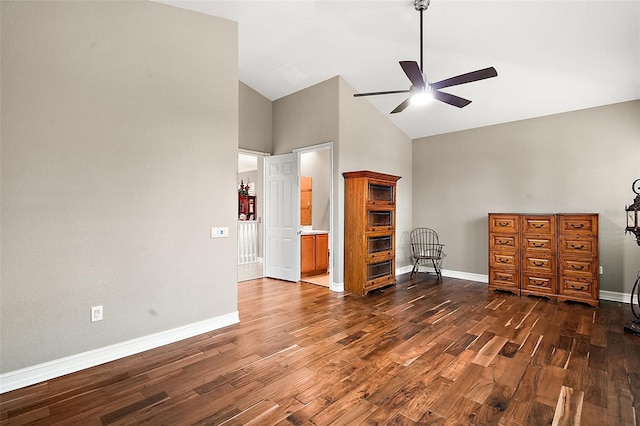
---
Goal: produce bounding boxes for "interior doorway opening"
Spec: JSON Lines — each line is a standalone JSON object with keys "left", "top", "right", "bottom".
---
{"left": 295, "top": 142, "right": 333, "bottom": 289}
{"left": 237, "top": 150, "right": 267, "bottom": 282}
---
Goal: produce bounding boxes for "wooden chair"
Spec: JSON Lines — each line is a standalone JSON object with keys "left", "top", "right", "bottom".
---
{"left": 410, "top": 228, "right": 444, "bottom": 280}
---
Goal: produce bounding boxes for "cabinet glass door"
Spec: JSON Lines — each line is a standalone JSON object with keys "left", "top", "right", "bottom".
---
{"left": 367, "top": 210, "right": 393, "bottom": 228}
{"left": 368, "top": 183, "right": 394, "bottom": 203}
{"left": 367, "top": 235, "right": 393, "bottom": 254}
{"left": 367, "top": 260, "right": 393, "bottom": 280}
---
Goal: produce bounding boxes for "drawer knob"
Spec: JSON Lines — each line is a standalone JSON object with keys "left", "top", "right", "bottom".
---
{"left": 570, "top": 244, "right": 585, "bottom": 249}
{"left": 532, "top": 242, "right": 544, "bottom": 248}
{"left": 498, "top": 239, "right": 510, "bottom": 245}
{"left": 571, "top": 285, "right": 585, "bottom": 291}
{"left": 570, "top": 223, "right": 585, "bottom": 229}
{"left": 532, "top": 279, "right": 544, "bottom": 285}
{"left": 532, "top": 261, "right": 544, "bottom": 266}
{"left": 498, "top": 258, "right": 509, "bottom": 263}
{"left": 532, "top": 223, "right": 544, "bottom": 228}
{"left": 571, "top": 264, "right": 585, "bottom": 270}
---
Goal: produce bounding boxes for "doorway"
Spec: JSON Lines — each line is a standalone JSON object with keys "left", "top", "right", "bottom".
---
{"left": 253, "top": 142, "right": 334, "bottom": 289}
{"left": 237, "top": 150, "right": 267, "bottom": 282}
{"left": 296, "top": 143, "right": 333, "bottom": 289}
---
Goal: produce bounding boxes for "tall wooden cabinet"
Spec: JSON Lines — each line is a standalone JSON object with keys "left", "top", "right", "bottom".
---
{"left": 488, "top": 213, "right": 599, "bottom": 306}
{"left": 343, "top": 171, "right": 401, "bottom": 295}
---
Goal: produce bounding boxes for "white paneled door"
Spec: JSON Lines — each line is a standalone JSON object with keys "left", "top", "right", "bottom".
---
{"left": 264, "top": 153, "right": 300, "bottom": 282}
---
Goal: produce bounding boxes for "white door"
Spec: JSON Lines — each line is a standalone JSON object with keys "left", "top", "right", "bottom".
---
{"left": 264, "top": 153, "right": 300, "bottom": 281}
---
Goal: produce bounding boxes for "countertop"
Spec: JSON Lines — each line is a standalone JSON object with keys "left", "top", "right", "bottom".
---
{"left": 301, "top": 230, "right": 329, "bottom": 235}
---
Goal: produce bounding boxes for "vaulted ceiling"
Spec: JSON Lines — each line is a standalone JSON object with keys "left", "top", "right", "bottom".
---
{"left": 160, "top": 1, "right": 640, "bottom": 139}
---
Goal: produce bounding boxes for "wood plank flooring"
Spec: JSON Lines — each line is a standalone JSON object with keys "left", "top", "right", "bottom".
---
{"left": 1, "top": 273, "right": 639, "bottom": 425}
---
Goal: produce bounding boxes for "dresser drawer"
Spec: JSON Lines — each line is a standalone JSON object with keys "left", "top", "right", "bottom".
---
{"left": 522, "top": 215, "right": 555, "bottom": 235}
{"left": 522, "top": 272, "right": 556, "bottom": 295}
{"left": 489, "top": 214, "right": 519, "bottom": 234}
{"left": 522, "top": 235, "right": 555, "bottom": 253}
{"left": 559, "top": 235, "right": 597, "bottom": 256}
{"left": 523, "top": 253, "right": 555, "bottom": 273}
{"left": 489, "top": 233, "right": 519, "bottom": 251}
{"left": 489, "top": 269, "right": 519, "bottom": 289}
{"left": 560, "top": 256, "right": 597, "bottom": 276}
{"left": 559, "top": 274, "right": 594, "bottom": 295}
{"left": 558, "top": 214, "right": 597, "bottom": 235}
{"left": 489, "top": 251, "right": 519, "bottom": 269}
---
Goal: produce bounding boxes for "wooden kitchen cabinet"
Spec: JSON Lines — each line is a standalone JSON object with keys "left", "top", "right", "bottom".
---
{"left": 300, "top": 176, "right": 312, "bottom": 226}
{"left": 343, "top": 170, "right": 401, "bottom": 295}
{"left": 301, "top": 232, "right": 329, "bottom": 277}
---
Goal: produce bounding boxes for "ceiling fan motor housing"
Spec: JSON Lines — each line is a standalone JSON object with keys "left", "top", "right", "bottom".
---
{"left": 414, "top": 0, "right": 430, "bottom": 11}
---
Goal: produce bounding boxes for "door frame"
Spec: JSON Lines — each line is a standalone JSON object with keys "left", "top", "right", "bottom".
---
{"left": 293, "top": 142, "right": 334, "bottom": 290}
{"left": 238, "top": 149, "right": 269, "bottom": 279}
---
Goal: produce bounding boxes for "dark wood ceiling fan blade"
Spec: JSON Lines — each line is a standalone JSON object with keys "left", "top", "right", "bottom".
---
{"left": 399, "top": 61, "right": 425, "bottom": 89}
{"left": 391, "top": 98, "right": 411, "bottom": 114}
{"left": 430, "top": 67, "right": 497, "bottom": 90}
{"left": 432, "top": 90, "right": 472, "bottom": 108}
{"left": 353, "top": 89, "right": 410, "bottom": 97}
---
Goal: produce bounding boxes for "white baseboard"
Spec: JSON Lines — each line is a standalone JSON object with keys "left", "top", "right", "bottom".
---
{"left": 0, "top": 311, "right": 239, "bottom": 394}
{"left": 330, "top": 281, "right": 344, "bottom": 292}
{"left": 396, "top": 265, "right": 488, "bottom": 283}
{"left": 397, "top": 266, "right": 630, "bottom": 303}
{"left": 599, "top": 290, "right": 632, "bottom": 303}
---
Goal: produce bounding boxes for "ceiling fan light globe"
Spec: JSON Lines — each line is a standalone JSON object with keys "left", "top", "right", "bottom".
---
{"left": 410, "top": 91, "right": 432, "bottom": 106}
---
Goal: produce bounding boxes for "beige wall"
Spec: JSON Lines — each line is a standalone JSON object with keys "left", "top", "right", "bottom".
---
{"left": 239, "top": 82, "right": 272, "bottom": 153}
{"left": 412, "top": 100, "right": 640, "bottom": 294}
{"left": 272, "top": 77, "right": 340, "bottom": 156}
{"left": 338, "top": 77, "right": 413, "bottom": 270}
{"left": 301, "top": 149, "right": 331, "bottom": 232}
{"left": 273, "top": 76, "right": 412, "bottom": 285}
{"left": 0, "top": 1, "right": 239, "bottom": 372}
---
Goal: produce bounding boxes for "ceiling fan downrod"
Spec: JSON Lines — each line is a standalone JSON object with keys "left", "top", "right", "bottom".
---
{"left": 414, "top": 0, "right": 430, "bottom": 73}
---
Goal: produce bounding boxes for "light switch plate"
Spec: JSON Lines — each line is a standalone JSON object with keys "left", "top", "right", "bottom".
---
{"left": 211, "top": 227, "right": 229, "bottom": 238}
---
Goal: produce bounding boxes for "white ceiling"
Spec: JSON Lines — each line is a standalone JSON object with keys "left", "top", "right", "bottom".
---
{"left": 160, "top": 0, "right": 640, "bottom": 139}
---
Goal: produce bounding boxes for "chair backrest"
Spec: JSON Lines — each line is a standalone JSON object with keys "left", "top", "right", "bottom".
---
{"left": 410, "top": 228, "right": 439, "bottom": 246}
{"left": 410, "top": 228, "right": 440, "bottom": 257}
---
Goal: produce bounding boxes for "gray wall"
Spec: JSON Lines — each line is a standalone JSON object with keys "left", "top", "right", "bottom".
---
{"left": 273, "top": 76, "right": 412, "bottom": 285}
{"left": 301, "top": 149, "right": 331, "bottom": 232}
{"left": 412, "top": 100, "right": 640, "bottom": 294}
{"left": 239, "top": 82, "right": 272, "bottom": 153}
{"left": 0, "top": 1, "right": 239, "bottom": 372}
{"left": 338, "top": 78, "right": 413, "bottom": 270}
{"left": 272, "top": 77, "right": 340, "bottom": 156}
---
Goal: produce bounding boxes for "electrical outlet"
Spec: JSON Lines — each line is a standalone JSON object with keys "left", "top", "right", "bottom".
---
{"left": 91, "top": 305, "right": 103, "bottom": 322}
{"left": 599, "top": 266, "right": 603, "bottom": 275}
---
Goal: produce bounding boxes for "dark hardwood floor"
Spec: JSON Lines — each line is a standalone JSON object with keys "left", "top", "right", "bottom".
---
{"left": 1, "top": 273, "right": 639, "bottom": 425}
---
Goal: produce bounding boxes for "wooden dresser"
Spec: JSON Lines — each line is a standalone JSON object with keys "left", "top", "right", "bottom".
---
{"left": 557, "top": 214, "right": 599, "bottom": 306}
{"left": 343, "top": 171, "right": 401, "bottom": 295}
{"left": 488, "top": 213, "right": 599, "bottom": 306}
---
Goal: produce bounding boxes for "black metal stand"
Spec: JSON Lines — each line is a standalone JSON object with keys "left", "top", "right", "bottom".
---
{"left": 623, "top": 271, "right": 640, "bottom": 336}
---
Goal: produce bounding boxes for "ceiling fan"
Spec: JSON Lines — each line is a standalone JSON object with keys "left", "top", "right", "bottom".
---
{"left": 354, "top": 0, "right": 497, "bottom": 114}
